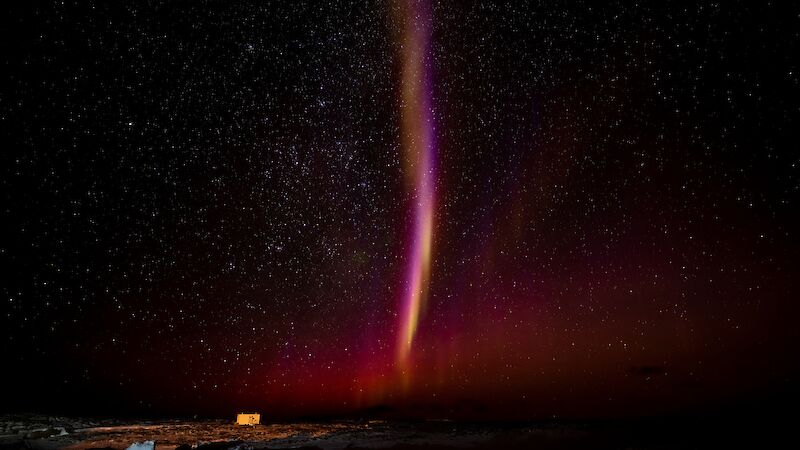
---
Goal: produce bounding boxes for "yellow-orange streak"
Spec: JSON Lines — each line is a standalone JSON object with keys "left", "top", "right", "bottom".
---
{"left": 395, "top": 0, "right": 435, "bottom": 372}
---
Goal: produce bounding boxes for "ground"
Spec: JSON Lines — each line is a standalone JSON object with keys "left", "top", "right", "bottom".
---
{"left": 2, "top": 414, "right": 789, "bottom": 450}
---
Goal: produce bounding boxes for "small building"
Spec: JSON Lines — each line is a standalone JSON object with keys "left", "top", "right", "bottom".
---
{"left": 236, "top": 413, "right": 261, "bottom": 426}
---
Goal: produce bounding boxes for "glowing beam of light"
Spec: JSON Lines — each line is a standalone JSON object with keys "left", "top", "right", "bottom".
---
{"left": 396, "top": 0, "right": 436, "bottom": 371}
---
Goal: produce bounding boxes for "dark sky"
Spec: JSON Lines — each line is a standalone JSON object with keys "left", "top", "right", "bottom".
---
{"left": 2, "top": 1, "right": 798, "bottom": 419}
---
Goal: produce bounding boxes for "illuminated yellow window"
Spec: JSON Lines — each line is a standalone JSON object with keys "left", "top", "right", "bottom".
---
{"left": 235, "top": 413, "right": 260, "bottom": 426}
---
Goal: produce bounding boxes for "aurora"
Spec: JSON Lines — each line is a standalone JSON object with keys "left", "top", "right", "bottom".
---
{"left": 395, "top": 0, "right": 437, "bottom": 372}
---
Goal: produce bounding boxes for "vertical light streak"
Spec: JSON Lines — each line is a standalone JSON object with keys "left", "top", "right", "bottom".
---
{"left": 396, "top": 0, "right": 436, "bottom": 371}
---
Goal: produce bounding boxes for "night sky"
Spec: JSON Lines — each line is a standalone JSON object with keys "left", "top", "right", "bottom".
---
{"left": 2, "top": 1, "right": 799, "bottom": 419}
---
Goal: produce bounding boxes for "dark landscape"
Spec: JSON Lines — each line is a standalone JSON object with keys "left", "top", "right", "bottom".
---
{"left": 1, "top": 411, "right": 795, "bottom": 450}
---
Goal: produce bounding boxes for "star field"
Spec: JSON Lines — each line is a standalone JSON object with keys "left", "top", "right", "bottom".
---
{"left": 2, "top": 1, "right": 798, "bottom": 418}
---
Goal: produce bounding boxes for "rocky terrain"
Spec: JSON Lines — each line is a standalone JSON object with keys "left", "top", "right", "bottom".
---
{"left": 0, "top": 416, "right": 603, "bottom": 450}
{"left": 0, "top": 414, "right": 787, "bottom": 450}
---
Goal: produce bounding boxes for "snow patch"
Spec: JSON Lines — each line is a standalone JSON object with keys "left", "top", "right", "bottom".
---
{"left": 126, "top": 440, "right": 155, "bottom": 450}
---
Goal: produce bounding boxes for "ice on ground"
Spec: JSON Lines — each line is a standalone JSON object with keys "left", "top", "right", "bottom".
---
{"left": 125, "top": 440, "right": 155, "bottom": 450}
